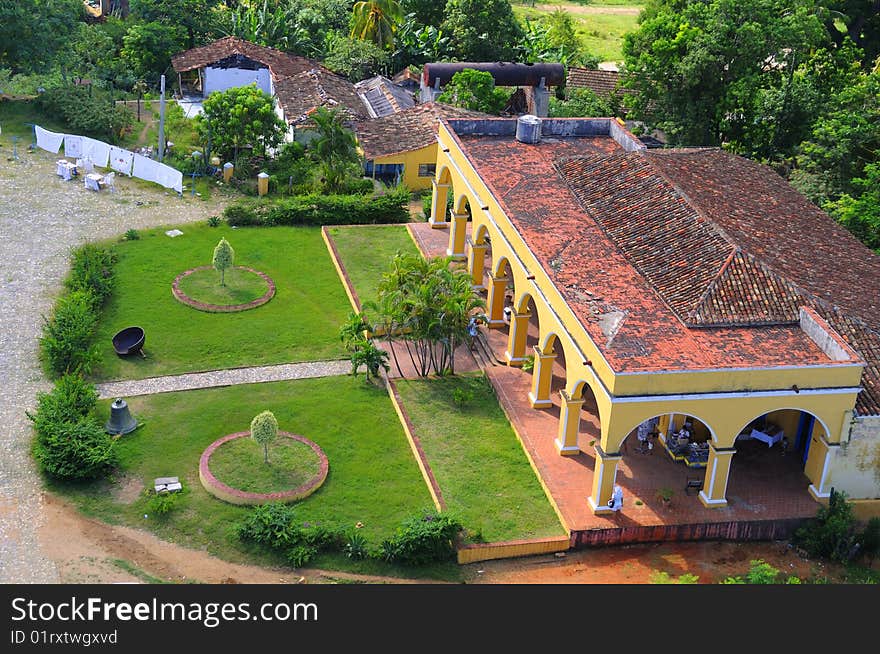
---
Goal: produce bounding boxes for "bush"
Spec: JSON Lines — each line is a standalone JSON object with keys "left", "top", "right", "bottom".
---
{"left": 379, "top": 510, "right": 463, "bottom": 566}
{"left": 858, "top": 517, "right": 880, "bottom": 563}
{"left": 794, "top": 488, "right": 860, "bottom": 563}
{"left": 124, "top": 229, "right": 140, "bottom": 241}
{"left": 26, "top": 374, "right": 98, "bottom": 437}
{"left": 344, "top": 532, "right": 369, "bottom": 560}
{"left": 35, "top": 85, "right": 133, "bottom": 143}
{"left": 32, "top": 415, "right": 117, "bottom": 481}
{"left": 286, "top": 545, "right": 318, "bottom": 568}
{"left": 237, "top": 502, "right": 303, "bottom": 550}
{"left": 146, "top": 490, "right": 181, "bottom": 517}
{"left": 40, "top": 290, "right": 100, "bottom": 377}
{"left": 65, "top": 244, "right": 118, "bottom": 306}
{"left": 224, "top": 186, "right": 410, "bottom": 227}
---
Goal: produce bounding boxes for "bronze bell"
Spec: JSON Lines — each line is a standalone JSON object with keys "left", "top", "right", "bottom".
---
{"left": 105, "top": 397, "right": 138, "bottom": 435}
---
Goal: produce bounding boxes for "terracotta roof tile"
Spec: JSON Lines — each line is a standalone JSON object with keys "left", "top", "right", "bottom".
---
{"left": 354, "top": 103, "right": 494, "bottom": 160}
{"left": 566, "top": 68, "right": 630, "bottom": 97}
{"left": 171, "top": 37, "right": 324, "bottom": 80}
{"left": 275, "top": 69, "right": 368, "bottom": 125}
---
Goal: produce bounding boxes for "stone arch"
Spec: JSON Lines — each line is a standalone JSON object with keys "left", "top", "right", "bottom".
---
{"left": 619, "top": 411, "right": 719, "bottom": 448}
{"left": 454, "top": 193, "right": 473, "bottom": 217}
{"left": 436, "top": 165, "right": 452, "bottom": 186}
{"left": 569, "top": 378, "right": 607, "bottom": 430}
{"left": 733, "top": 407, "right": 829, "bottom": 445}
{"left": 472, "top": 223, "right": 490, "bottom": 246}
{"left": 492, "top": 256, "right": 513, "bottom": 279}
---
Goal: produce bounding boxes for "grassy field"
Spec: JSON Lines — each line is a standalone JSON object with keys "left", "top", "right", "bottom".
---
{"left": 325, "top": 224, "right": 421, "bottom": 308}
{"left": 207, "top": 436, "right": 322, "bottom": 494}
{"left": 512, "top": 0, "right": 643, "bottom": 63}
{"left": 395, "top": 374, "right": 566, "bottom": 542}
{"left": 48, "top": 377, "right": 462, "bottom": 579}
{"left": 177, "top": 266, "right": 269, "bottom": 306}
{"left": 91, "top": 223, "right": 352, "bottom": 381}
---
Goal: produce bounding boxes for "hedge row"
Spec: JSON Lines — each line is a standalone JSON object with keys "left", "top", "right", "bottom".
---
{"left": 223, "top": 186, "right": 410, "bottom": 227}
{"left": 40, "top": 244, "right": 117, "bottom": 378}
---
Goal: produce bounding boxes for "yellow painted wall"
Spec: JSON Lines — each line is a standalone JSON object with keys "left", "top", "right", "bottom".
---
{"left": 435, "top": 119, "right": 873, "bottom": 498}
{"left": 372, "top": 144, "right": 437, "bottom": 191}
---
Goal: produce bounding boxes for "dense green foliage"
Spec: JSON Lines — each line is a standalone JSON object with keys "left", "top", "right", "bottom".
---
{"left": 379, "top": 510, "right": 463, "bottom": 565}
{"left": 309, "top": 107, "right": 362, "bottom": 193}
{"left": 623, "top": 0, "right": 880, "bottom": 251}
{"left": 34, "top": 86, "right": 133, "bottom": 143}
{"left": 437, "top": 69, "right": 510, "bottom": 114}
{"left": 794, "top": 488, "right": 861, "bottom": 563}
{"left": 27, "top": 375, "right": 117, "bottom": 481}
{"left": 224, "top": 186, "right": 410, "bottom": 227}
{"left": 440, "top": 0, "right": 525, "bottom": 62}
{"left": 366, "top": 252, "right": 485, "bottom": 377}
{"left": 197, "top": 84, "right": 286, "bottom": 164}
{"left": 65, "top": 244, "right": 119, "bottom": 307}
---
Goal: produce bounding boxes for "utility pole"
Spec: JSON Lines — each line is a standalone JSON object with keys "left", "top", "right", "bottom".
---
{"left": 158, "top": 74, "right": 166, "bottom": 161}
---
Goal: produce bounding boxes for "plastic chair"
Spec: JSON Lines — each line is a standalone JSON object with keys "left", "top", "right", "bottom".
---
{"left": 103, "top": 172, "right": 116, "bottom": 193}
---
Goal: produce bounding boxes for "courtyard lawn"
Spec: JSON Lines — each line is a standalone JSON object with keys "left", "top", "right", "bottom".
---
{"left": 48, "top": 376, "right": 458, "bottom": 579}
{"left": 91, "top": 223, "right": 352, "bottom": 381}
{"left": 395, "top": 374, "right": 566, "bottom": 542}
{"left": 325, "top": 224, "right": 420, "bottom": 309}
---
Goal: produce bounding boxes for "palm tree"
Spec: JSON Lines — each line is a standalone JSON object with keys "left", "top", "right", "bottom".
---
{"left": 309, "top": 106, "right": 360, "bottom": 193}
{"left": 350, "top": 0, "right": 404, "bottom": 50}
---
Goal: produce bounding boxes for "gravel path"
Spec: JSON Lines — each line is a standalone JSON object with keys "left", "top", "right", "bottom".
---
{"left": 0, "top": 146, "right": 228, "bottom": 583}
{"left": 96, "top": 360, "right": 351, "bottom": 399}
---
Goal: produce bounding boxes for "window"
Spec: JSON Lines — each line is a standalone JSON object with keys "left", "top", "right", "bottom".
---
{"left": 418, "top": 163, "right": 436, "bottom": 177}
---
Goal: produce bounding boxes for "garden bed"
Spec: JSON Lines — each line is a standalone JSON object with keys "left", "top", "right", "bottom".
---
{"left": 199, "top": 431, "right": 328, "bottom": 504}
{"left": 172, "top": 265, "right": 275, "bottom": 312}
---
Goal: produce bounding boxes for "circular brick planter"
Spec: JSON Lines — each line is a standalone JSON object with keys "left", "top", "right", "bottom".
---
{"left": 199, "top": 431, "right": 328, "bottom": 506}
{"left": 172, "top": 266, "right": 275, "bottom": 313}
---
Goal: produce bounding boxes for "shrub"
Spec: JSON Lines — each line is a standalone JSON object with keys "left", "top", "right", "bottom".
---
{"left": 344, "top": 532, "right": 369, "bottom": 560}
{"left": 223, "top": 186, "right": 410, "bottom": 227}
{"left": 452, "top": 387, "right": 474, "bottom": 406}
{"left": 379, "top": 510, "right": 463, "bottom": 566}
{"left": 794, "top": 488, "right": 860, "bottom": 563}
{"left": 146, "top": 490, "right": 181, "bottom": 517}
{"left": 32, "top": 415, "right": 117, "bottom": 481}
{"left": 124, "top": 229, "right": 140, "bottom": 241}
{"left": 40, "top": 290, "right": 100, "bottom": 377}
{"left": 65, "top": 244, "right": 118, "bottom": 306}
{"left": 286, "top": 545, "right": 318, "bottom": 568}
{"left": 26, "top": 374, "right": 98, "bottom": 437}
{"left": 858, "top": 517, "right": 880, "bottom": 564}
{"left": 649, "top": 571, "right": 700, "bottom": 584}
{"left": 237, "top": 503, "right": 303, "bottom": 550}
{"left": 207, "top": 215, "right": 221, "bottom": 227}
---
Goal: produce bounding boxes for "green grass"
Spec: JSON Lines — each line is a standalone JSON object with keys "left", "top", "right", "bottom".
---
{"left": 177, "top": 267, "right": 269, "bottom": 306}
{"left": 208, "top": 436, "right": 322, "bottom": 494}
{"left": 326, "top": 225, "right": 420, "bottom": 308}
{"left": 512, "top": 0, "right": 642, "bottom": 62}
{"left": 91, "top": 223, "right": 352, "bottom": 381}
{"left": 0, "top": 98, "right": 66, "bottom": 144}
{"left": 395, "top": 374, "right": 566, "bottom": 542}
{"left": 48, "top": 376, "right": 461, "bottom": 579}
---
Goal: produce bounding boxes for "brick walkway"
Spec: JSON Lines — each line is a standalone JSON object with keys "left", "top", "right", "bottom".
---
{"left": 408, "top": 222, "right": 822, "bottom": 537}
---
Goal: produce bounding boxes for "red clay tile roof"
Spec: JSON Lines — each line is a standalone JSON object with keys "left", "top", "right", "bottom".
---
{"left": 171, "top": 36, "right": 325, "bottom": 80}
{"left": 456, "top": 132, "right": 878, "bottom": 412}
{"left": 354, "top": 103, "right": 494, "bottom": 160}
{"left": 566, "top": 68, "right": 630, "bottom": 97}
{"left": 275, "top": 69, "right": 368, "bottom": 125}
{"left": 556, "top": 151, "right": 808, "bottom": 327}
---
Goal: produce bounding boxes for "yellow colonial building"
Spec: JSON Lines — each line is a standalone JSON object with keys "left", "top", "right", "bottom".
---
{"left": 355, "top": 103, "right": 493, "bottom": 191}
{"left": 428, "top": 115, "right": 880, "bottom": 513}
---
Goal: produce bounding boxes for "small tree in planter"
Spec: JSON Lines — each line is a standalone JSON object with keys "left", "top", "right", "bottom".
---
{"left": 656, "top": 487, "right": 674, "bottom": 506}
{"left": 212, "top": 237, "right": 235, "bottom": 286}
{"left": 251, "top": 410, "right": 278, "bottom": 464}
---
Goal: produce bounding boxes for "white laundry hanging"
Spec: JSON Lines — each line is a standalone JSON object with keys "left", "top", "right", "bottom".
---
{"left": 108, "top": 146, "right": 134, "bottom": 175}
{"left": 81, "top": 137, "right": 111, "bottom": 168}
{"left": 35, "top": 125, "right": 64, "bottom": 154}
{"left": 63, "top": 134, "right": 83, "bottom": 158}
{"left": 132, "top": 153, "right": 183, "bottom": 194}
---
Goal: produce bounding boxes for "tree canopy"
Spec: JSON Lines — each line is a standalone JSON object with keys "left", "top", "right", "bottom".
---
{"left": 436, "top": 68, "right": 509, "bottom": 114}
{"left": 196, "top": 83, "right": 286, "bottom": 163}
{"left": 440, "top": 0, "right": 525, "bottom": 62}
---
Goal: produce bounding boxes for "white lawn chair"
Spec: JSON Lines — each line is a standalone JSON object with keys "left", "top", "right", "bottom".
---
{"left": 102, "top": 171, "right": 116, "bottom": 193}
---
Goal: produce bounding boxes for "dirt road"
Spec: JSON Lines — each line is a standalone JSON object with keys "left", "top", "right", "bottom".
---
{"left": 39, "top": 493, "right": 855, "bottom": 585}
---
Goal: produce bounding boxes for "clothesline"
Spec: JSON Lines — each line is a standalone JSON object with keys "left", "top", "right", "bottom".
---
{"left": 34, "top": 124, "right": 183, "bottom": 194}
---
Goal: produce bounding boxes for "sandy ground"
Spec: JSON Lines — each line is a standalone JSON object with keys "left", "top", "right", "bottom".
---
{"left": 38, "top": 492, "right": 863, "bottom": 585}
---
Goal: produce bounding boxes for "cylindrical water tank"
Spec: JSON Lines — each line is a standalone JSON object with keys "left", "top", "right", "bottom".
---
{"left": 516, "top": 114, "right": 542, "bottom": 144}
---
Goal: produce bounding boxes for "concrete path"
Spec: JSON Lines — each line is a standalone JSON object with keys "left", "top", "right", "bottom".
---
{"left": 0, "top": 147, "right": 227, "bottom": 584}
{"left": 96, "top": 360, "right": 351, "bottom": 399}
